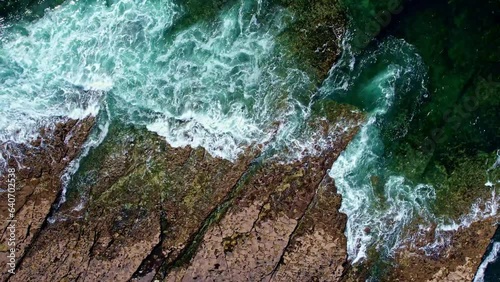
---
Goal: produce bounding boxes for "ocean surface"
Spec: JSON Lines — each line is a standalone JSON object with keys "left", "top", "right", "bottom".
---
{"left": 1, "top": 0, "right": 499, "bottom": 279}
{"left": 475, "top": 227, "right": 500, "bottom": 282}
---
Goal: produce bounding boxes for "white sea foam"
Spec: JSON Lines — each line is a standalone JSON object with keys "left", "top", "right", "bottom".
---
{"left": 327, "top": 39, "right": 431, "bottom": 261}
{"left": 1, "top": 0, "right": 497, "bottom": 268}
{"left": 58, "top": 101, "right": 111, "bottom": 206}
{"left": 474, "top": 242, "right": 500, "bottom": 282}
{"left": 1, "top": 0, "right": 315, "bottom": 161}
{"left": 327, "top": 36, "right": 500, "bottom": 263}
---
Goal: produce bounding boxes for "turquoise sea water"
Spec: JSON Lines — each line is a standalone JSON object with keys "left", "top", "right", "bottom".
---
{"left": 0, "top": 0, "right": 320, "bottom": 160}
{"left": 326, "top": 0, "right": 499, "bottom": 275}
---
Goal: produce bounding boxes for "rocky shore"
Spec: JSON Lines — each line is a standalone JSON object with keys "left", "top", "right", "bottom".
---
{"left": 0, "top": 117, "right": 95, "bottom": 282}
{"left": 0, "top": 0, "right": 498, "bottom": 280}
{"left": 342, "top": 217, "right": 498, "bottom": 282}
{"left": 0, "top": 111, "right": 497, "bottom": 282}
{"left": 1, "top": 105, "right": 495, "bottom": 281}
{"left": 0, "top": 101, "right": 363, "bottom": 281}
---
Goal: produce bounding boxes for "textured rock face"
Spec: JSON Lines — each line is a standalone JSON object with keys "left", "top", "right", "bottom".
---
{"left": 166, "top": 175, "right": 349, "bottom": 282}
{"left": 0, "top": 108, "right": 495, "bottom": 282}
{"left": 8, "top": 124, "right": 258, "bottom": 282}
{"left": 0, "top": 101, "right": 363, "bottom": 282}
{"left": 390, "top": 218, "right": 498, "bottom": 282}
{"left": 342, "top": 217, "right": 498, "bottom": 282}
{"left": 0, "top": 107, "right": 494, "bottom": 282}
{"left": 164, "top": 115, "right": 362, "bottom": 281}
{"left": 272, "top": 176, "right": 347, "bottom": 281}
{"left": 0, "top": 110, "right": 496, "bottom": 282}
{"left": 0, "top": 117, "right": 95, "bottom": 282}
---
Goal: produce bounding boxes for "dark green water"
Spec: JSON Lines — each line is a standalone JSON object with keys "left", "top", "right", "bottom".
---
{"left": 382, "top": 5, "right": 500, "bottom": 279}
{"left": 324, "top": 0, "right": 500, "bottom": 277}
{"left": 475, "top": 227, "right": 500, "bottom": 282}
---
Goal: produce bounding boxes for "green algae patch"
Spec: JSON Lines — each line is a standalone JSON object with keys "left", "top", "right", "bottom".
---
{"left": 166, "top": 0, "right": 237, "bottom": 36}
{"left": 274, "top": 0, "right": 346, "bottom": 80}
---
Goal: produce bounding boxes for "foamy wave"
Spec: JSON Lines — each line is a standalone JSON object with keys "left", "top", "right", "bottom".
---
{"left": 58, "top": 101, "right": 111, "bottom": 207}
{"left": 0, "top": 0, "right": 317, "bottom": 161}
{"left": 474, "top": 242, "right": 500, "bottom": 282}
{"left": 147, "top": 112, "right": 262, "bottom": 161}
{"left": 328, "top": 35, "right": 499, "bottom": 262}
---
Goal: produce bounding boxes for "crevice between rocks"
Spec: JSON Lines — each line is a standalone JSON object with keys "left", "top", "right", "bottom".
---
{"left": 130, "top": 209, "right": 169, "bottom": 280}
{"left": 264, "top": 174, "right": 323, "bottom": 282}
{"left": 152, "top": 153, "right": 266, "bottom": 281}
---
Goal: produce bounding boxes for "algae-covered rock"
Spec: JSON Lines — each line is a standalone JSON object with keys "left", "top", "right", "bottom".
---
{"left": 274, "top": 0, "right": 346, "bottom": 79}
{"left": 0, "top": 117, "right": 95, "bottom": 281}
{"left": 6, "top": 103, "right": 363, "bottom": 282}
{"left": 168, "top": 0, "right": 347, "bottom": 81}
{"left": 10, "top": 121, "right": 257, "bottom": 281}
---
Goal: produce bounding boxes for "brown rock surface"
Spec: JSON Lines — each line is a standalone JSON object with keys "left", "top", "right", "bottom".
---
{"left": 0, "top": 100, "right": 363, "bottom": 282}
{"left": 0, "top": 108, "right": 495, "bottom": 282}
{"left": 341, "top": 216, "right": 498, "bottom": 282}
{"left": 0, "top": 117, "right": 95, "bottom": 281}
{"left": 390, "top": 218, "right": 498, "bottom": 282}
{"left": 0, "top": 107, "right": 494, "bottom": 282}
{"left": 272, "top": 176, "right": 347, "bottom": 282}
{"left": 164, "top": 112, "right": 362, "bottom": 282}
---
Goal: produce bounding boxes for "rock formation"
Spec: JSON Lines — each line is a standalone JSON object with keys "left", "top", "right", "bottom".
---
{"left": 1, "top": 102, "right": 363, "bottom": 282}
{"left": 0, "top": 117, "right": 95, "bottom": 282}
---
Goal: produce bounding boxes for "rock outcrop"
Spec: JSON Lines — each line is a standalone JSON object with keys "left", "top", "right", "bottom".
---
{"left": 163, "top": 120, "right": 360, "bottom": 281}
{"left": 391, "top": 218, "right": 498, "bottom": 282}
{"left": 0, "top": 117, "right": 95, "bottom": 282}
{"left": 7, "top": 123, "right": 259, "bottom": 282}
{"left": 1, "top": 105, "right": 496, "bottom": 282}
{"left": 342, "top": 208, "right": 499, "bottom": 282}
{"left": 1, "top": 101, "right": 363, "bottom": 282}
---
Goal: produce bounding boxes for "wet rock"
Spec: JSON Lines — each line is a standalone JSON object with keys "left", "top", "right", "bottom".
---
{"left": 2, "top": 101, "right": 363, "bottom": 282}
{"left": 389, "top": 218, "right": 498, "bottom": 282}
{"left": 164, "top": 108, "right": 362, "bottom": 281}
{"left": 271, "top": 176, "right": 349, "bottom": 282}
{"left": 274, "top": 0, "right": 346, "bottom": 80}
{"left": 9, "top": 122, "right": 258, "bottom": 281}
